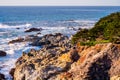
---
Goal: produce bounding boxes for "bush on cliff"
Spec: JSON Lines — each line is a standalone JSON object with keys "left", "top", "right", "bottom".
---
{"left": 71, "top": 12, "right": 120, "bottom": 45}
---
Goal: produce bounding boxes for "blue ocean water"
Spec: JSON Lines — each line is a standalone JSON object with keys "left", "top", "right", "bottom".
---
{"left": 0, "top": 6, "right": 120, "bottom": 22}
{"left": 0, "top": 6, "right": 120, "bottom": 79}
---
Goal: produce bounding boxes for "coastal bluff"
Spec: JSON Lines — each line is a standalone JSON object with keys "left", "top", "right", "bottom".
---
{"left": 12, "top": 12, "right": 120, "bottom": 80}
{"left": 13, "top": 42, "right": 120, "bottom": 80}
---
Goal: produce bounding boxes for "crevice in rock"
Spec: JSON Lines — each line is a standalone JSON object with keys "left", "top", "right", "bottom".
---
{"left": 87, "top": 55, "right": 111, "bottom": 80}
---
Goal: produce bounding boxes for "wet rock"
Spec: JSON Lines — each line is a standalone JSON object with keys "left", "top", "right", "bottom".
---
{"left": 9, "top": 68, "right": 15, "bottom": 79}
{"left": 16, "top": 27, "right": 20, "bottom": 29}
{"left": 24, "top": 35, "right": 40, "bottom": 42}
{"left": 0, "top": 50, "right": 6, "bottom": 56}
{"left": 25, "top": 28, "right": 42, "bottom": 32}
{"left": 0, "top": 73, "right": 5, "bottom": 80}
{"left": 8, "top": 37, "right": 24, "bottom": 44}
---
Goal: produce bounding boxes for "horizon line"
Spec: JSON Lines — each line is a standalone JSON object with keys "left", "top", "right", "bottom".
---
{"left": 0, "top": 5, "right": 120, "bottom": 7}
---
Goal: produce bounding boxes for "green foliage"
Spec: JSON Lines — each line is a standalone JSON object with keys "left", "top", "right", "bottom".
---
{"left": 71, "top": 12, "right": 120, "bottom": 45}
{"left": 80, "top": 40, "right": 110, "bottom": 46}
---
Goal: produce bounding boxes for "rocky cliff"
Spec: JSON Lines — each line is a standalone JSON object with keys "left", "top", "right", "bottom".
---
{"left": 12, "top": 33, "right": 120, "bottom": 80}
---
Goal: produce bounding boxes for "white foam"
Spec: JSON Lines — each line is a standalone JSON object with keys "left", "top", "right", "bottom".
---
{"left": 41, "top": 26, "right": 66, "bottom": 30}
{"left": 22, "top": 46, "right": 40, "bottom": 53}
{"left": 0, "top": 23, "right": 32, "bottom": 29}
{"left": 63, "top": 20, "right": 95, "bottom": 23}
{"left": 0, "top": 58, "right": 16, "bottom": 80}
{"left": 0, "top": 42, "right": 41, "bottom": 80}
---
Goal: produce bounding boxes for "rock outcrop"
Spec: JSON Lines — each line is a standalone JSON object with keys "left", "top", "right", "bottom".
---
{"left": 13, "top": 42, "right": 120, "bottom": 80}
{"left": 13, "top": 33, "right": 73, "bottom": 80}
{"left": 31, "top": 33, "right": 70, "bottom": 47}
{"left": 55, "top": 43, "right": 120, "bottom": 80}
{"left": 0, "top": 50, "right": 7, "bottom": 56}
{"left": 12, "top": 33, "right": 120, "bottom": 80}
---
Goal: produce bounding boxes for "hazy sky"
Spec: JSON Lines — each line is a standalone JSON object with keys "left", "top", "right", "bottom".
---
{"left": 0, "top": 0, "right": 120, "bottom": 6}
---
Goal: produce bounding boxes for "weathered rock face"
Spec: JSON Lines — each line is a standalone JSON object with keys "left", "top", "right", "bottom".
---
{"left": 56, "top": 43, "right": 120, "bottom": 80}
{"left": 0, "top": 73, "right": 5, "bottom": 80}
{"left": 0, "top": 50, "right": 7, "bottom": 56}
{"left": 13, "top": 33, "right": 73, "bottom": 80}
{"left": 13, "top": 34, "right": 120, "bottom": 80}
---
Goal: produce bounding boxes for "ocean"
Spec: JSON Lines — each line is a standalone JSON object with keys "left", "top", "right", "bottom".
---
{"left": 0, "top": 6, "right": 120, "bottom": 79}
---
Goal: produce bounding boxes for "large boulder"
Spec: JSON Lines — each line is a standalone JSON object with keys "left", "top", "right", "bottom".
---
{"left": 0, "top": 50, "right": 6, "bottom": 56}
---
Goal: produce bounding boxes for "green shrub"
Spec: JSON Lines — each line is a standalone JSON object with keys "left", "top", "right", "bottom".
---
{"left": 71, "top": 12, "right": 120, "bottom": 45}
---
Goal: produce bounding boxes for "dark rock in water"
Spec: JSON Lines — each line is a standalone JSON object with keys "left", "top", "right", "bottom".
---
{"left": 8, "top": 37, "right": 24, "bottom": 44}
{"left": 0, "top": 73, "right": 5, "bottom": 80}
{"left": 25, "top": 28, "right": 42, "bottom": 32}
{"left": 37, "top": 32, "right": 41, "bottom": 35}
{"left": 9, "top": 68, "right": 15, "bottom": 79}
{"left": 0, "top": 51, "right": 6, "bottom": 56}
{"left": 16, "top": 27, "right": 20, "bottom": 29}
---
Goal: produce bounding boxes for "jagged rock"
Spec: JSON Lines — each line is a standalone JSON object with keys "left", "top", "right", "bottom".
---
{"left": 25, "top": 28, "right": 42, "bottom": 32}
{"left": 0, "top": 50, "right": 6, "bottom": 56}
{"left": 0, "top": 73, "right": 5, "bottom": 80}
{"left": 8, "top": 37, "right": 24, "bottom": 44}
{"left": 31, "top": 33, "right": 71, "bottom": 48}
{"left": 13, "top": 33, "right": 73, "bottom": 80}
{"left": 13, "top": 33, "right": 120, "bottom": 80}
{"left": 14, "top": 49, "right": 73, "bottom": 80}
{"left": 9, "top": 68, "right": 15, "bottom": 79}
{"left": 24, "top": 35, "right": 40, "bottom": 42}
{"left": 57, "top": 43, "right": 120, "bottom": 80}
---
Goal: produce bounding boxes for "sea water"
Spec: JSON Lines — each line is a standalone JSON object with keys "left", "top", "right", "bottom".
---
{"left": 0, "top": 6, "right": 120, "bottom": 79}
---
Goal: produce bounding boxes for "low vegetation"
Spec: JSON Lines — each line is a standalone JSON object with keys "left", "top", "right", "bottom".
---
{"left": 71, "top": 12, "right": 120, "bottom": 46}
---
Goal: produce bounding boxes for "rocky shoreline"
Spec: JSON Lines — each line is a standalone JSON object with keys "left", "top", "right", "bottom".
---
{"left": 1, "top": 12, "right": 120, "bottom": 80}
{"left": 3, "top": 32, "right": 119, "bottom": 80}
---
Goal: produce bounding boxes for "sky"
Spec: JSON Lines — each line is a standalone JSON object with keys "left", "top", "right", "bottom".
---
{"left": 0, "top": 0, "right": 120, "bottom": 6}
